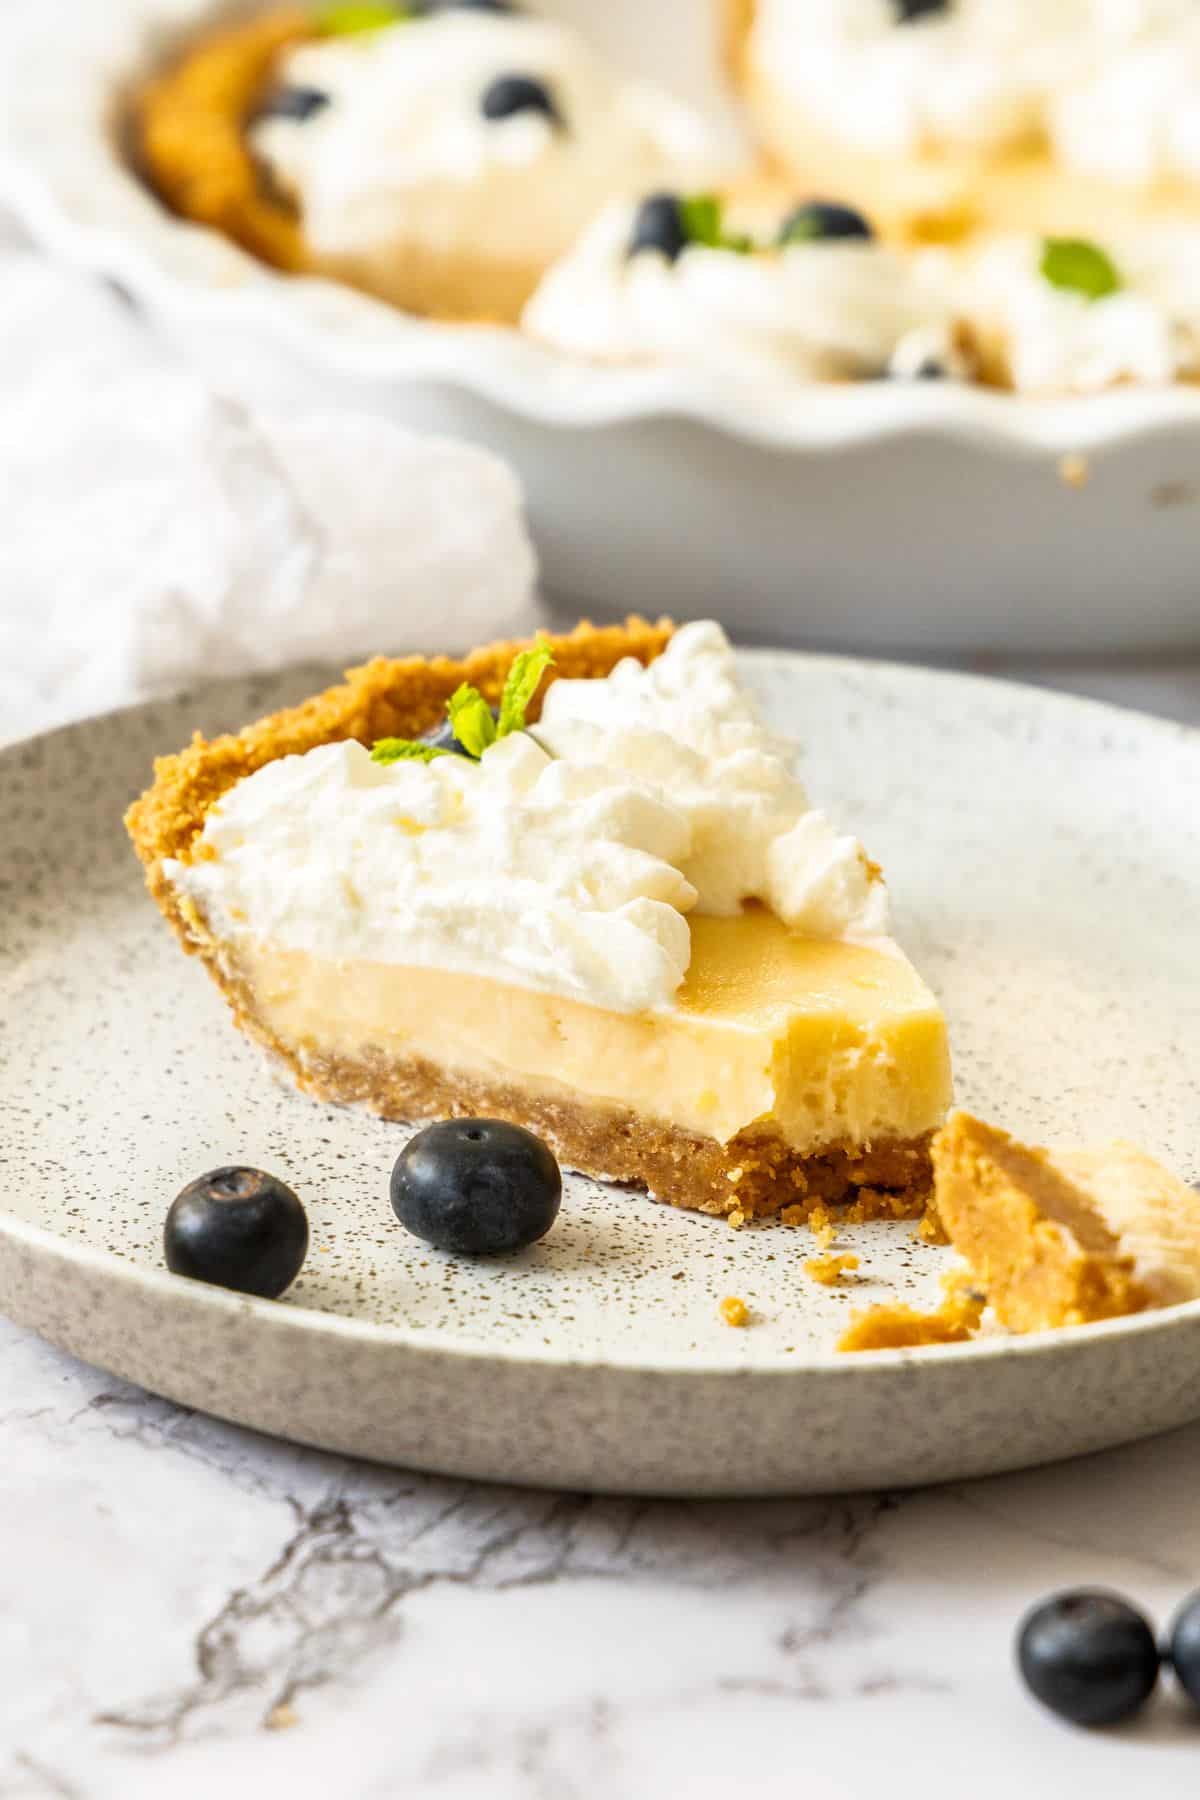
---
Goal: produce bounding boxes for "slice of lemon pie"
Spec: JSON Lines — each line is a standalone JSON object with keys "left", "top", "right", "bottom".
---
{"left": 127, "top": 618, "right": 952, "bottom": 1221}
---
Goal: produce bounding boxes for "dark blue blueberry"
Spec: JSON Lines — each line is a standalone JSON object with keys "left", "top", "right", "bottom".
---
{"left": 778, "top": 200, "right": 874, "bottom": 246}
{"left": 420, "top": 706, "right": 496, "bottom": 758}
{"left": 391, "top": 1119, "right": 562, "bottom": 1256}
{"left": 1017, "top": 1591, "right": 1160, "bottom": 1728}
{"left": 165, "top": 1167, "right": 309, "bottom": 1299}
{"left": 480, "top": 73, "right": 563, "bottom": 127}
{"left": 627, "top": 192, "right": 687, "bottom": 261}
{"left": 892, "top": 0, "right": 949, "bottom": 20}
{"left": 258, "top": 86, "right": 330, "bottom": 122}
{"left": 1165, "top": 1591, "right": 1200, "bottom": 1707}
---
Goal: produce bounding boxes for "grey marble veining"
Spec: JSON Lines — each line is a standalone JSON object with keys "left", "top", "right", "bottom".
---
{"left": 5, "top": 1309, "right": 1200, "bottom": 1799}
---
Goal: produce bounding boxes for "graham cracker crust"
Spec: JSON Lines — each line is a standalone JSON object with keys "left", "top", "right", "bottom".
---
{"left": 931, "top": 1112, "right": 1148, "bottom": 1331}
{"left": 132, "top": 8, "right": 311, "bottom": 274}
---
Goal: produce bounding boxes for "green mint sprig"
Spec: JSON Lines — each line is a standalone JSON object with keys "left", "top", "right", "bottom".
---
{"left": 369, "top": 739, "right": 450, "bottom": 766}
{"left": 369, "top": 640, "right": 555, "bottom": 768}
{"left": 680, "top": 194, "right": 754, "bottom": 256}
{"left": 498, "top": 643, "right": 556, "bottom": 736}
{"left": 446, "top": 683, "right": 498, "bottom": 759}
{"left": 1040, "top": 238, "right": 1122, "bottom": 303}
{"left": 316, "top": 1, "right": 409, "bottom": 36}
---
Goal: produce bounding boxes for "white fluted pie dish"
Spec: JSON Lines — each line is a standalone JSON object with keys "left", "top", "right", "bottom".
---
{"left": 6, "top": 0, "right": 1200, "bottom": 650}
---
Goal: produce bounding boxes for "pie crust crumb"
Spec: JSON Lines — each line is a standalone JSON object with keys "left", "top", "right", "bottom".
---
{"left": 837, "top": 1271, "right": 984, "bottom": 1352}
{"left": 804, "top": 1252, "right": 860, "bottom": 1287}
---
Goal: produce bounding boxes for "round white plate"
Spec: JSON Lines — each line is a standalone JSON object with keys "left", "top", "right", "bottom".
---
{"left": 5, "top": 0, "right": 1200, "bottom": 651}
{"left": 2, "top": 649, "right": 1198, "bottom": 1495}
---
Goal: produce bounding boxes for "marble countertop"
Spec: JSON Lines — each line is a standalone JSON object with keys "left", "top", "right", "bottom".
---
{"left": 3, "top": 654, "right": 1199, "bottom": 1799}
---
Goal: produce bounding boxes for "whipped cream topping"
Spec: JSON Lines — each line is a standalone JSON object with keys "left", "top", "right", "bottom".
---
{"left": 750, "top": 0, "right": 1200, "bottom": 184}
{"left": 537, "top": 623, "right": 887, "bottom": 936}
{"left": 522, "top": 201, "right": 951, "bottom": 382}
{"left": 169, "top": 623, "right": 887, "bottom": 1016}
{"left": 252, "top": 13, "right": 719, "bottom": 272}
{"left": 953, "top": 231, "right": 1200, "bottom": 392}
{"left": 171, "top": 731, "right": 698, "bottom": 1015}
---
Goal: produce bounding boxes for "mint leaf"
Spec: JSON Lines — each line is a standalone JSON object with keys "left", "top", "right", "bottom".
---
{"left": 370, "top": 738, "right": 449, "bottom": 765}
{"left": 498, "top": 642, "right": 555, "bottom": 739}
{"left": 316, "top": 1, "right": 408, "bottom": 35}
{"left": 446, "top": 684, "right": 498, "bottom": 759}
{"left": 678, "top": 194, "right": 753, "bottom": 256}
{"left": 1040, "top": 238, "right": 1122, "bottom": 303}
{"left": 680, "top": 193, "right": 723, "bottom": 249}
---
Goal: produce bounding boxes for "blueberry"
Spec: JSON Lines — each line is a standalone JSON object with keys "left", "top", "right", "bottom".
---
{"left": 165, "top": 1168, "right": 309, "bottom": 1299}
{"left": 778, "top": 200, "right": 874, "bottom": 246}
{"left": 1165, "top": 1590, "right": 1200, "bottom": 1706}
{"left": 892, "top": 0, "right": 949, "bottom": 20}
{"left": 1017, "top": 1591, "right": 1160, "bottom": 1727}
{"left": 258, "top": 86, "right": 330, "bottom": 122}
{"left": 627, "top": 192, "right": 687, "bottom": 262}
{"left": 480, "top": 74, "right": 563, "bottom": 128}
{"left": 391, "top": 1119, "right": 561, "bottom": 1255}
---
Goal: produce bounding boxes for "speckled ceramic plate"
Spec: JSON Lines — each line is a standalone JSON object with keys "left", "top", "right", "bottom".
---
{"left": 2, "top": 651, "right": 1198, "bottom": 1496}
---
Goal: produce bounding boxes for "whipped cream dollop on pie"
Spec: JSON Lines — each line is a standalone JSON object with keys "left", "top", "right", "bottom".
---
{"left": 250, "top": 10, "right": 720, "bottom": 312}
{"left": 523, "top": 198, "right": 959, "bottom": 382}
{"left": 746, "top": 0, "right": 1200, "bottom": 182}
{"left": 169, "top": 623, "right": 887, "bottom": 1012}
{"left": 135, "top": 619, "right": 951, "bottom": 1222}
{"left": 952, "top": 229, "right": 1200, "bottom": 391}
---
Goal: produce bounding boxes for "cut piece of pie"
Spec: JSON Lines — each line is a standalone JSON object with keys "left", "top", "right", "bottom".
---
{"left": 932, "top": 1111, "right": 1200, "bottom": 1332}
{"left": 126, "top": 617, "right": 953, "bottom": 1222}
{"left": 133, "top": 5, "right": 721, "bottom": 323}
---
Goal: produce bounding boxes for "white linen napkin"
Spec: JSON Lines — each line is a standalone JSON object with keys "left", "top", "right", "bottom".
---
{"left": 0, "top": 219, "right": 542, "bottom": 745}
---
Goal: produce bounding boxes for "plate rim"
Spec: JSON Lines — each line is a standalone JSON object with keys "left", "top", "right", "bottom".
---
{"left": 4, "top": 642, "right": 1199, "bottom": 1381}
{"left": 7, "top": 0, "right": 1200, "bottom": 454}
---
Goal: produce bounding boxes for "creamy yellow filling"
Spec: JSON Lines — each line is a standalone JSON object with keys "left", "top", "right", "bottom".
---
{"left": 231, "top": 908, "right": 952, "bottom": 1150}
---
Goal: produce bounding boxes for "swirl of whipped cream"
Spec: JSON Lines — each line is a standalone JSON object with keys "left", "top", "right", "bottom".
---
{"left": 169, "top": 624, "right": 886, "bottom": 1017}
{"left": 749, "top": 0, "right": 1200, "bottom": 183}
{"left": 537, "top": 622, "right": 888, "bottom": 941}
{"left": 169, "top": 730, "right": 698, "bottom": 1014}
{"left": 953, "top": 231, "right": 1200, "bottom": 392}
{"left": 522, "top": 200, "right": 952, "bottom": 381}
{"left": 251, "top": 12, "right": 721, "bottom": 272}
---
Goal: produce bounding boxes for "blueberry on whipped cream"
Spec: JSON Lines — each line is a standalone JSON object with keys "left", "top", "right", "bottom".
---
{"left": 627, "top": 192, "right": 689, "bottom": 261}
{"left": 250, "top": 9, "right": 720, "bottom": 319}
{"left": 480, "top": 72, "right": 563, "bottom": 127}
{"left": 954, "top": 228, "right": 1200, "bottom": 392}
{"left": 525, "top": 193, "right": 953, "bottom": 383}
{"left": 778, "top": 200, "right": 874, "bottom": 245}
